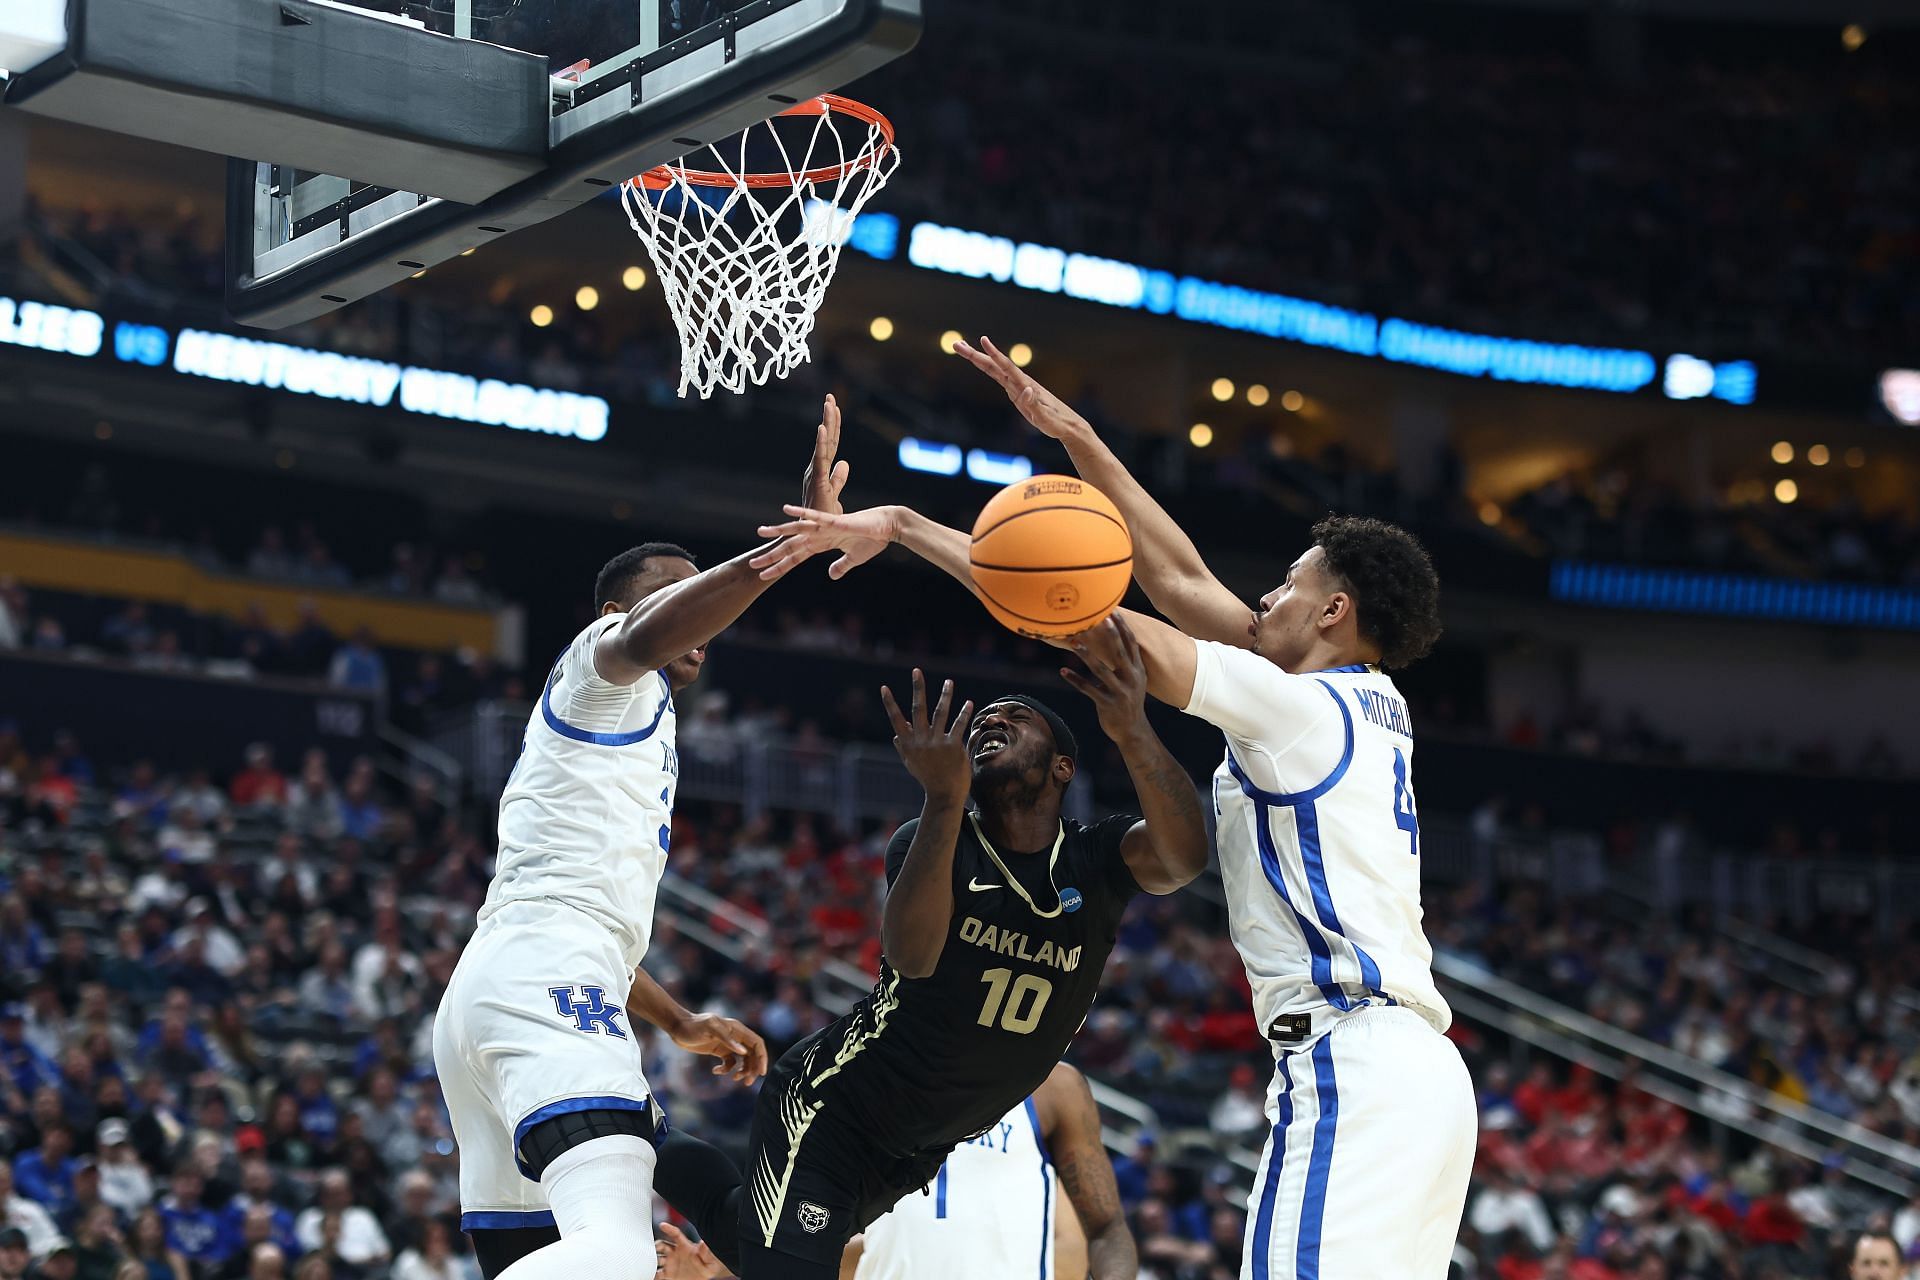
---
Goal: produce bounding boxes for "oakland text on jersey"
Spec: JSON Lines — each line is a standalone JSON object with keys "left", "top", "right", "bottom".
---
{"left": 956, "top": 916, "right": 1084, "bottom": 973}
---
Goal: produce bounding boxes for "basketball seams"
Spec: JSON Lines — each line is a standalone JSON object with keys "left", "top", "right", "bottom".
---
{"left": 970, "top": 504, "right": 1131, "bottom": 547}
{"left": 968, "top": 557, "right": 1134, "bottom": 573}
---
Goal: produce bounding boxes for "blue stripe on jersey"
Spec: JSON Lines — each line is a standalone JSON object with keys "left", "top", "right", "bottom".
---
{"left": 935, "top": 1163, "right": 948, "bottom": 1219}
{"left": 511, "top": 1095, "right": 657, "bottom": 1176}
{"left": 1251, "top": 1057, "right": 1295, "bottom": 1280}
{"left": 1309, "top": 663, "right": 1371, "bottom": 674}
{"left": 1038, "top": 1144, "right": 1052, "bottom": 1276}
{"left": 1294, "top": 801, "right": 1386, "bottom": 997}
{"left": 1024, "top": 1096, "right": 1050, "bottom": 1165}
{"left": 1296, "top": 1038, "right": 1341, "bottom": 1280}
{"left": 1224, "top": 682, "right": 1355, "bottom": 806}
{"left": 541, "top": 669, "right": 673, "bottom": 746}
{"left": 1249, "top": 797, "right": 1352, "bottom": 1011}
{"left": 460, "top": 1210, "right": 556, "bottom": 1231}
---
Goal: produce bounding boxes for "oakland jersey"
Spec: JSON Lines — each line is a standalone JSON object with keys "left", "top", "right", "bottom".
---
{"left": 855, "top": 1095, "right": 1055, "bottom": 1280}
{"left": 742, "top": 813, "right": 1137, "bottom": 1261}
{"left": 485, "top": 612, "right": 679, "bottom": 972}
{"left": 1186, "top": 641, "right": 1449, "bottom": 1046}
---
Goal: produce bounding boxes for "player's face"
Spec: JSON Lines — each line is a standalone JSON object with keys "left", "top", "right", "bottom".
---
{"left": 1251, "top": 546, "right": 1336, "bottom": 670}
{"left": 1850, "top": 1240, "right": 1901, "bottom": 1280}
{"left": 966, "top": 702, "right": 1055, "bottom": 785}
{"left": 605, "top": 556, "right": 707, "bottom": 689}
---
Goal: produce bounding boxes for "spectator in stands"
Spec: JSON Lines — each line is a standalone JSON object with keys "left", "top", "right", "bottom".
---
{"left": 283, "top": 753, "right": 343, "bottom": 842}
{"left": 228, "top": 746, "right": 287, "bottom": 811}
{"left": 1848, "top": 1231, "right": 1904, "bottom": 1280}
{"left": 91, "top": 1124, "right": 150, "bottom": 1221}
{"left": 246, "top": 530, "right": 294, "bottom": 580}
{"left": 0, "top": 1170, "right": 58, "bottom": 1261}
{"left": 292, "top": 1170, "right": 389, "bottom": 1271}
{"left": 125, "top": 1207, "right": 189, "bottom": 1280}
{"left": 1469, "top": 1165, "right": 1556, "bottom": 1255}
{"left": 70, "top": 1203, "right": 125, "bottom": 1280}
{"left": 390, "top": 1218, "right": 469, "bottom": 1280}
{"left": 99, "top": 605, "right": 154, "bottom": 660}
{"left": 13, "top": 1124, "right": 79, "bottom": 1216}
{"left": 154, "top": 1170, "right": 224, "bottom": 1272}
{"left": 327, "top": 629, "right": 388, "bottom": 700}
{"left": 1207, "top": 1063, "right": 1267, "bottom": 1142}
{"left": 0, "top": 1229, "right": 27, "bottom": 1280}
{"left": 285, "top": 604, "right": 335, "bottom": 677}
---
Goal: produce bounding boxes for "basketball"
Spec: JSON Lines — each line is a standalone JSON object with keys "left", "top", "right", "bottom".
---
{"left": 968, "top": 475, "right": 1133, "bottom": 638}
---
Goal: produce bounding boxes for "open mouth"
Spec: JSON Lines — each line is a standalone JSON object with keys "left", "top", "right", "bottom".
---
{"left": 972, "top": 729, "right": 1010, "bottom": 760}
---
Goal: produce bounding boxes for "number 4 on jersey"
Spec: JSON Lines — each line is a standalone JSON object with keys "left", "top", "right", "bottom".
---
{"left": 1391, "top": 747, "right": 1420, "bottom": 856}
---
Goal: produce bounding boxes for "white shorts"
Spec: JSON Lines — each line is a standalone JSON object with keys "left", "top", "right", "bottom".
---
{"left": 433, "top": 898, "right": 655, "bottom": 1230}
{"left": 1242, "top": 1005, "right": 1475, "bottom": 1280}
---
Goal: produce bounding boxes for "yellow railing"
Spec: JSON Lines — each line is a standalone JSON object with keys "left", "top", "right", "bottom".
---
{"left": 0, "top": 530, "right": 500, "bottom": 654}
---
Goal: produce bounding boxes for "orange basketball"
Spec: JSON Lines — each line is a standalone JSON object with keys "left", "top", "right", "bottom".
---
{"left": 968, "top": 475, "right": 1133, "bottom": 638}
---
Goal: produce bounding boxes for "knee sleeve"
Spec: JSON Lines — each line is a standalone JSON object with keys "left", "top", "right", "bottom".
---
{"left": 502, "top": 1136, "right": 658, "bottom": 1280}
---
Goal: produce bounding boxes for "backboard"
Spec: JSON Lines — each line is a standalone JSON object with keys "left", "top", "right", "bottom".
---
{"left": 0, "top": 0, "right": 918, "bottom": 328}
{"left": 230, "top": 0, "right": 919, "bottom": 327}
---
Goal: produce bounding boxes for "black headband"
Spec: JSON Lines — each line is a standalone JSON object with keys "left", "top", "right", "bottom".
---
{"left": 986, "top": 694, "right": 1078, "bottom": 764}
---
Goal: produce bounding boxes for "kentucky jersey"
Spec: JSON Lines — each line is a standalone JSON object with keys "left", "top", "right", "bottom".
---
{"left": 854, "top": 1096, "right": 1056, "bottom": 1280}
{"left": 1185, "top": 642, "right": 1449, "bottom": 1045}
{"left": 485, "top": 612, "right": 679, "bottom": 971}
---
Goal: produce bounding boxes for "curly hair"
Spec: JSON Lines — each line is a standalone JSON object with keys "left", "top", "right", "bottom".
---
{"left": 1311, "top": 515, "right": 1442, "bottom": 669}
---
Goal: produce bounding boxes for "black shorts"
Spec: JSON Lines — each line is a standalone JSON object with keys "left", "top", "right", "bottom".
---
{"left": 736, "top": 1031, "right": 949, "bottom": 1268}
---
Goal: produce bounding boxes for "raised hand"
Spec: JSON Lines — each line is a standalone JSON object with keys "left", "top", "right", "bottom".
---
{"left": 751, "top": 504, "right": 897, "bottom": 582}
{"left": 1060, "top": 616, "right": 1152, "bottom": 745}
{"left": 880, "top": 669, "right": 975, "bottom": 805}
{"left": 953, "top": 336, "right": 1093, "bottom": 442}
{"left": 801, "top": 394, "right": 852, "bottom": 516}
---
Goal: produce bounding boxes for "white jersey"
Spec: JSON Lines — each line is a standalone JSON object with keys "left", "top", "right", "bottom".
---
{"left": 856, "top": 1096, "right": 1056, "bottom": 1280}
{"left": 483, "top": 613, "right": 678, "bottom": 971}
{"left": 1185, "top": 641, "right": 1449, "bottom": 1045}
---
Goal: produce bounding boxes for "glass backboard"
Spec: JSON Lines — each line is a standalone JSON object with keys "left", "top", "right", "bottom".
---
{"left": 228, "top": 0, "right": 919, "bottom": 327}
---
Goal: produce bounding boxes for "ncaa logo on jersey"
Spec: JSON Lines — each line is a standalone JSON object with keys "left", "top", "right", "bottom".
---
{"left": 547, "top": 985, "right": 627, "bottom": 1037}
{"left": 796, "top": 1202, "right": 831, "bottom": 1234}
{"left": 1059, "top": 886, "right": 1084, "bottom": 913}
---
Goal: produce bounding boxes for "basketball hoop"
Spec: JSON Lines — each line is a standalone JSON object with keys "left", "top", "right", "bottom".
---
{"left": 620, "top": 95, "right": 900, "bottom": 399}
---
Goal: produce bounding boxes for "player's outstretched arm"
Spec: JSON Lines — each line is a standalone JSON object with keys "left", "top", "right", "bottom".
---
{"left": 1060, "top": 617, "right": 1209, "bottom": 894}
{"left": 878, "top": 670, "right": 974, "bottom": 979}
{"left": 954, "top": 337, "right": 1251, "bottom": 648}
{"left": 627, "top": 969, "right": 769, "bottom": 1086}
{"left": 751, "top": 503, "right": 981, "bottom": 604}
{"left": 597, "top": 397, "right": 850, "bottom": 684}
{"left": 1036, "top": 1064, "right": 1139, "bottom": 1280}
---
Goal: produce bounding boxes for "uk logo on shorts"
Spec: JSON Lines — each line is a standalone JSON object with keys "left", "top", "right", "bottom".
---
{"left": 548, "top": 984, "right": 627, "bottom": 1037}
{"left": 796, "top": 1202, "right": 831, "bottom": 1234}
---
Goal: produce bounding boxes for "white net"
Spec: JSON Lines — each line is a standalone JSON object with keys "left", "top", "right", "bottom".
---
{"left": 620, "top": 97, "right": 900, "bottom": 399}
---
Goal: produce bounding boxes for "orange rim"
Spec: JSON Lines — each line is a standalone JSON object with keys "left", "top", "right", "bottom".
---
{"left": 629, "top": 94, "right": 895, "bottom": 191}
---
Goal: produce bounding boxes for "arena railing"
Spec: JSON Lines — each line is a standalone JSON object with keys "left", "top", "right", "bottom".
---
{"left": 1435, "top": 954, "right": 1920, "bottom": 1201}
{"left": 438, "top": 700, "right": 1096, "bottom": 826}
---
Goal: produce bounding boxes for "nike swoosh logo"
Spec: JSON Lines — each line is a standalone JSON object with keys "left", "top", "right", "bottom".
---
{"left": 968, "top": 878, "right": 1003, "bottom": 892}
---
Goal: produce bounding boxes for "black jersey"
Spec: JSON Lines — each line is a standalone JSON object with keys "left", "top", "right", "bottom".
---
{"left": 801, "top": 810, "right": 1142, "bottom": 1157}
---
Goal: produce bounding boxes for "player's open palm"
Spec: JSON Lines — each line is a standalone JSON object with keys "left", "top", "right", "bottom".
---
{"left": 881, "top": 669, "right": 974, "bottom": 804}
{"left": 801, "top": 393, "right": 852, "bottom": 516}
{"left": 751, "top": 504, "right": 895, "bottom": 582}
{"left": 953, "top": 336, "right": 1092, "bottom": 442}
{"left": 1061, "top": 616, "right": 1151, "bottom": 742}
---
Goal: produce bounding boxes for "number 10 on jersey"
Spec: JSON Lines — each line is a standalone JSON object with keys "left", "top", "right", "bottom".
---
{"left": 976, "top": 968, "right": 1052, "bottom": 1033}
